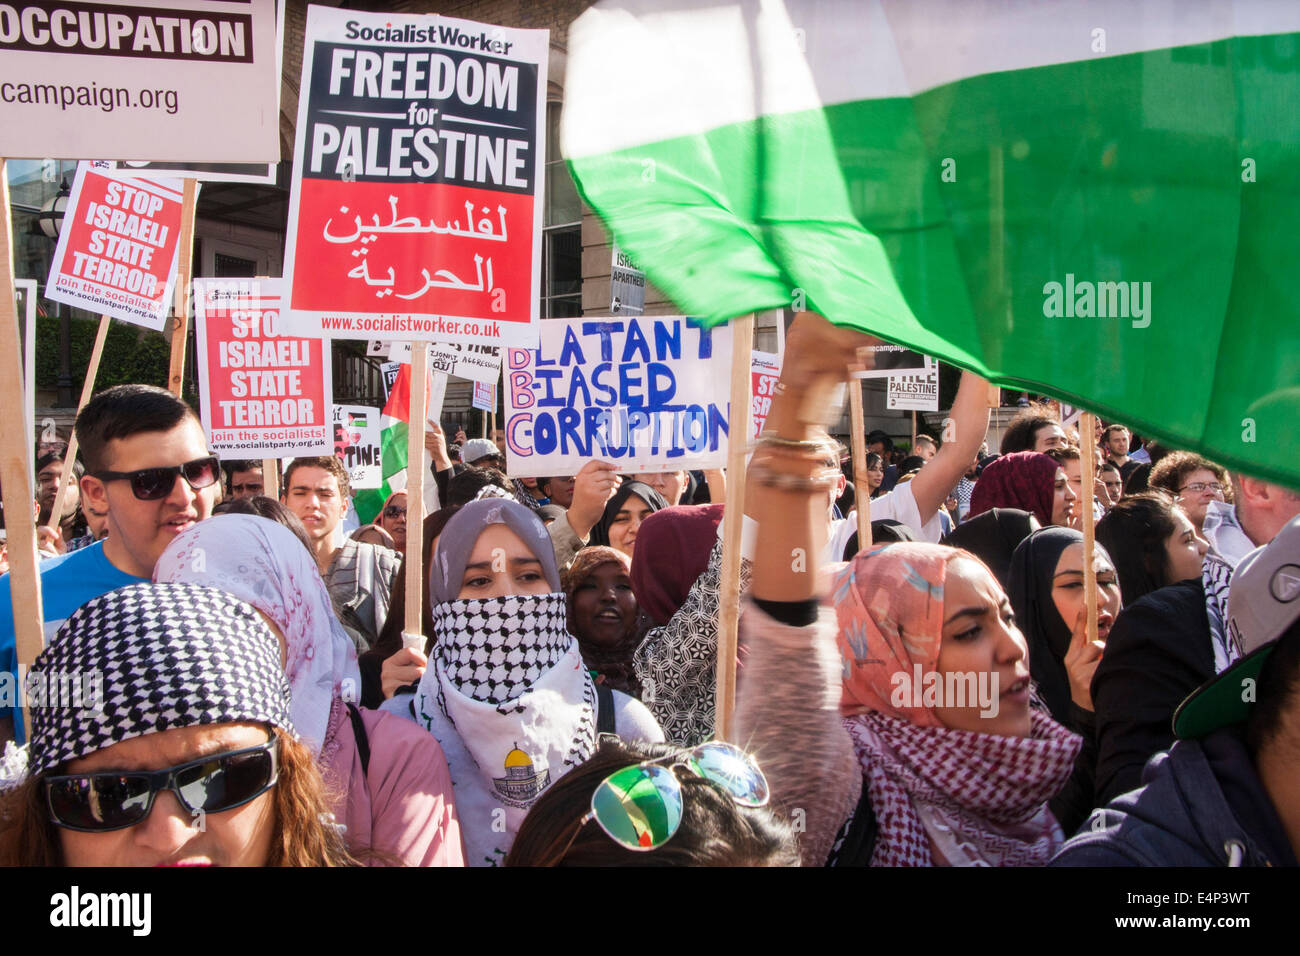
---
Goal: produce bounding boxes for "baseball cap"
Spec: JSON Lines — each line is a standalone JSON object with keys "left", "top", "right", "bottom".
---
{"left": 1173, "top": 514, "right": 1300, "bottom": 738}
{"left": 461, "top": 438, "right": 501, "bottom": 465}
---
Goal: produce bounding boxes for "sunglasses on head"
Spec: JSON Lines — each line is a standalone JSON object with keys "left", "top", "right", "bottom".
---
{"left": 92, "top": 455, "right": 221, "bottom": 501}
{"left": 578, "top": 740, "right": 769, "bottom": 851}
{"left": 45, "top": 735, "right": 279, "bottom": 833}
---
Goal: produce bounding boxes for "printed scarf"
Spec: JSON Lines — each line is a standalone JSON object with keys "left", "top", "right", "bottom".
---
{"left": 845, "top": 709, "right": 1080, "bottom": 867}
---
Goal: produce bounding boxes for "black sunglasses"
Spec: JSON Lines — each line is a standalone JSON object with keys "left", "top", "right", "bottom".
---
{"left": 383, "top": 506, "right": 407, "bottom": 518}
{"left": 92, "top": 455, "right": 221, "bottom": 501}
{"left": 45, "top": 735, "right": 279, "bottom": 833}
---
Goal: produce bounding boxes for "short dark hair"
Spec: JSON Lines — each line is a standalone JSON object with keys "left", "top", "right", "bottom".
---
{"left": 74, "top": 384, "right": 199, "bottom": 473}
{"left": 1102, "top": 423, "right": 1130, "bottom": 442}
{"left": 999, "top": 404, "right": 1060, "bottom": 454}
{"left": 210, "top": 496, "right": 314, "bottom": 556}
{"left": 447, "top": 465, "right": 511, "bottom": 506}
{"left": 1246, "top": 618, "right": 1300, "bottom": 757}
{"left": 225, "top": 459, "right": 263, "bottom": 475}
{"left": 504, "top": 739, "right": 799, "bottom": 867}
{"left": 284, "top": 456, "right": 351, "bottom": 500}
{"left": 1047, "top": 446, "right": 1081, "bottom": 464}
{"left": 1099, "top": 461, "right": 1121, "bottom": 477}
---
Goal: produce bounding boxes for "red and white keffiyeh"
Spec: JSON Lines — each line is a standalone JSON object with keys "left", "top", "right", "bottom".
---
{"left": 845, "top": 708, "right": 1081, "bottom": 867}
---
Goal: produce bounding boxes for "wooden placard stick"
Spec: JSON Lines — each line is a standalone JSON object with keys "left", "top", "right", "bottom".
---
{"left": 715, "top": 313, "right": 754, "bottom": 743}
{"left": 402, "top": 343, "right": 430, "bottom": 651}
{"left": 261, "top": 458, "right": 280, "bottom": 499}
{"left": 0, "top": 158, "right": 47, "bottom": 738}
{"left": 166, "top": 178, "right": 199, "bottom": 397}
{"left": 1080, "top": 411, "right": 1099, "bottom": 647}
{"left": 47, "top": 314, "right": 110, "bottom": 532}
{"left": 848, "top": 377, "right": 871, "bottom": 549}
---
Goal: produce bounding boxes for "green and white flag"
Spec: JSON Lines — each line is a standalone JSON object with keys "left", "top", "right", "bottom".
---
{"left": 563, "top": 0, "right": 1300, "bottom": 487}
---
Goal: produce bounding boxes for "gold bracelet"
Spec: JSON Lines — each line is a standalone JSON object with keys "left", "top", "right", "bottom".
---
{"left": 749, "top": 461, "right": 840, "bottom": 494}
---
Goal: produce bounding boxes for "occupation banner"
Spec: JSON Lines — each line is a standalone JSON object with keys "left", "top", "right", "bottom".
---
{"left": 194, "top": 278, "right": 332, "bottom": 459}
{"left": 0, "top": 0, "right": 280, "bottom": 161}
{"left": 505, "top": 315, "right": 734, "bottom": 478}
{"left": 333, "top": 403, "right": 382, "bottom": 489}
{"left": 282, "top": 6, "right": 548, "bottom": 348}
{"left": 45, "top": 162, "right": 184, "bottom": 330}
{"left": 887, "top": 368, "right": 940, "bottom": 411}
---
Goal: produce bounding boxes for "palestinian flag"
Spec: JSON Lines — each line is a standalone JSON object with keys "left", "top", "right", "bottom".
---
{"left": 563, "top": 0, "right": 1300, "bottom": 488}
{"left": 353, "top": 363, "right": 438, "bottom": 525}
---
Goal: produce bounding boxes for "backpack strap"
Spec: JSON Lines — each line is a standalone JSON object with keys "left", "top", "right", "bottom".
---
{"left": 347, "top": 703, "right": 371, "bottom": 779}
{"left": 595, "top": 683, "right": 616, "bottom": 736}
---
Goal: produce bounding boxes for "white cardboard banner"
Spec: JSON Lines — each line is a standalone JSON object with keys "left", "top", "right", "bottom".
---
{"left": 332, "top": 403, "right": 383, "bottom": 489}
{"left": 505, "top": 315, "right": 734, "bottom": 478}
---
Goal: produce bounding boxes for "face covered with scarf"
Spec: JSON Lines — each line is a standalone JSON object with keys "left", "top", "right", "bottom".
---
{"left": 155, "top": 513, "right": 362, "bottom": 757}
{"left": 832, "top": 543, "right": 1082, "bottom": 866}
{"left": 417, "top": 499, "right": 598, "bottom": 864}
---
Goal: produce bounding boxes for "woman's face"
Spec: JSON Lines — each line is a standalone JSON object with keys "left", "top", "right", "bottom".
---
{"left": 457, "top": 523, "right": 552, "bottom": 599}
{"left": 1050, "top": 467, "right": 1077, "bottom": 527}
{"left": 57, "top": 722, "right": 277, "bottom": 867}
{"left": 380, "top": 492, "right": 408, "bottom": 550}
{"left": 607, "top": 494, "right": 654, "bottom": 559}
{"left": 934, "top": 557, "right": 1032, "bottom": 738}
{"left": 1050, "top": 542, "right": 1122, "bottom": 644}
{"left": 866, "top": 463, "right": 884, "bottom": 491}
{"left": 570, "top": 561, "right": 638, "bottom": 649}
{"left": 1165, "top": 506, "right": 1210, "bottom": 584}
{"left": 1174, "top": 467, "right": 1224, "bottom": 530}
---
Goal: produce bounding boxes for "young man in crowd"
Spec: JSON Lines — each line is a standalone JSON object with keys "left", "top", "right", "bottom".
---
{"left": 1103, "top": 423, "right": 1144, "bottom": 487}
{"left": 35, "top": 450, "right": 84, "bottom": 542}
{"left": 283, "top": 455, "right": 399, "bottom": 652}
{"left": 0, "top": 385, "right": 221, "bottom": 744}
{"left": 225, "top": 459, "right": 265, "bottom": 500}
{"left": 1099, "top": 460, "right": 1124, "bottom": 506}
{"left": 999, "top": 404, "right": 1068, "bottom": 454}
{"left": 1055, "top": 517, "right": 1300, "bottom": 866}
{"left": 1149, "top": 451, "right": 1229, "bottom": 532}
{"left": 913, "top": 434, "right": 938, "bottom": 461}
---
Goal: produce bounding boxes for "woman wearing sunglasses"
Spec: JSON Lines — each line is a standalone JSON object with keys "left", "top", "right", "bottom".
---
{"left": 155, "top": 514, "right": 464, "bottom": 867}
{"left": 0, "top": 583, "right": 356, "bottom": 866}
{"left": 378, "top": 491, "right": 408, "bottom": 553}
{"left": 396, "top": 498, "right": 663, "bottom": 865}
{"left": 505, "top": 737, "right": 798, "bottom": 865}
{"left": 735, "top": 315, "right": 1081, "bottom": 867}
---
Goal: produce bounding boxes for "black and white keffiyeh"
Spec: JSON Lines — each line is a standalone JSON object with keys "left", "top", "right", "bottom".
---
{"left": 431, "top": 593, "right": 571, "bottom": 704}
{"left": 29, "top": 583, "right": 293, "bottom": 775}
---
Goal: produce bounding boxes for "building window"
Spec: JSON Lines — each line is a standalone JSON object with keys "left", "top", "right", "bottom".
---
{"left": 543, "top": 101, "right": 582, "bottom": 318}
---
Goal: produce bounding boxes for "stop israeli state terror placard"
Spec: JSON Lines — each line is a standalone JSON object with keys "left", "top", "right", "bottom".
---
{"left": 45, "top": 162, "right": 184, "bottom": 330}
{"left": 281, "top": 7, "right": 547, "bottom": 349}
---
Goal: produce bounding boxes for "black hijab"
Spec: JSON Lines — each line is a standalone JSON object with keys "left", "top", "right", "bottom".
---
{"left": 1007, "top": 526, "right": 1082, "bottom": 727}
{"left": 589, "top": 481, "right": 669, "bottom": 548}
{"left": 942, "top": 508, "right": 1040, "bottom": 590}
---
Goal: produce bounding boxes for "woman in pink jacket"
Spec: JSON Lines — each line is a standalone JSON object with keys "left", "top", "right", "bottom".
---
{"left": 156, "top": 511, "right": 464, "bottom": 866}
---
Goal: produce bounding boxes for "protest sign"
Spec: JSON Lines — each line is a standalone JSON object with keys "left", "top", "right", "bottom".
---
{"left": 472, "top": 381, "right": 495, "bottom": 412}
{"left": 0, "top": 0, "right": 280, "bottom": 161}
{"left": 610, "top": 241, "right": 644, "bottom": 315}
{"left": 854, "top": 344, "right": 933, "bottom": 379}
{"left": 107, "top": 160, "right": 276, "bottom": 185}
{"left": 505, "top": 315, "right": 734, "bottom": 478}
{"left": 45, "top": 163, "right": 183, "bottom": 331}
{"left": 281, "top": 6, "right": 548, "bottom": 348}
{"left": 750, "top": 350, "right": 781, "bottom": 438}
{"left": 13, "top": 279, "right": 36, "bottom": 459}
{"left": 887, "top": 368, "right": 940, "bottom": 411}
{"left": 388, "top": 339, "right": 502, "bottom": 384}
{"left": 333, "top": 403, "right": 382, "bottom": 489}
{"left": 381, "top": 361, "right": 402, "bottom": 400}
{"left": 194, "top": 279, "right": 332, "bottom": 459}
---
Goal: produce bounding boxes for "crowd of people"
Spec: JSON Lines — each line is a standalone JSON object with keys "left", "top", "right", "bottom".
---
{"left": 0, "top": 312, "right": 1296, "bottom": 868}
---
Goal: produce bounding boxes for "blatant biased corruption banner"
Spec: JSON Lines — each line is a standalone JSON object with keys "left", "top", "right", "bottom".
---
{"left": 194, "top": 278, "right": 332, "bottom": 459}
{"left": 45, "top": 162, "right": 184, "bottom": 331}
{"left": 282, "top": 6, "right": 547, "bottom": 349}
{"left": 505, "top": 315, "right": 734, "bottom": 478}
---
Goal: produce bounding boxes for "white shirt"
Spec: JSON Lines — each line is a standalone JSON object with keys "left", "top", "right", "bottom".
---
{"left": 826, "top": 480, "right": 943, "bottom": 564}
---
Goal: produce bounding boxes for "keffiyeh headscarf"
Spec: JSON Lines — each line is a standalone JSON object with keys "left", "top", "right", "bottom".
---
{"left": 968, "top": 452, "right": 1060, "bottom": 528}
{"left": 155, "top": 514, "right": 361, "bottom": 756}
{"left": 29, "top": 583, "right": 292, "bottom": 775}
{"left": 832, "top": 543, "right": 1081, "bottom": 866}
{"left": 415, "top": 499, "right": 598, "bottom": 865}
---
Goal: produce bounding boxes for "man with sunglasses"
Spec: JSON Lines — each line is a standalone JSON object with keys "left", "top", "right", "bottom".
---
{"left": 0, "top": 385, "right": 220, "bottom": 745}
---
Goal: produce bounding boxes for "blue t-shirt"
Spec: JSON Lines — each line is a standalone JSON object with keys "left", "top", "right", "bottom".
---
{"left": 0, "top": 542, "right": 145, "bottom": 741}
